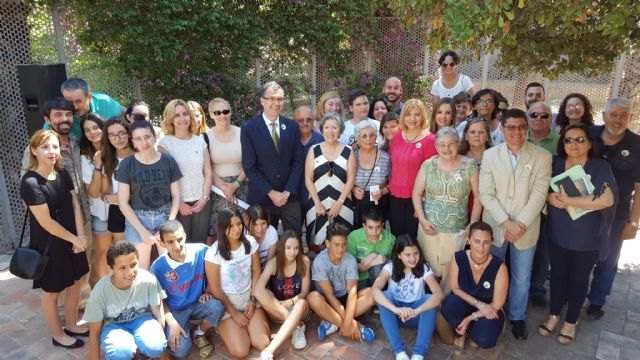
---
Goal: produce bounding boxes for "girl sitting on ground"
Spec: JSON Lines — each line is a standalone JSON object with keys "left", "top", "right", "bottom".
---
{"left": 255, "top": 230, "right": 312, "bottom": 359}
{"left": 371, "top": 234, "right": 443, "bottom": 360}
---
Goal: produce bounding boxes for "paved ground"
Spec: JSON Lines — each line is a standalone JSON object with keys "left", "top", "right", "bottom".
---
{"left": 1, "top": 239, "right": 639, "bottom": 360}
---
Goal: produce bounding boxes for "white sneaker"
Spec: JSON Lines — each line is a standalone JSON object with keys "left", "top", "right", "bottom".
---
{"left": 260, "top": 350, "right": 274, "bottom": 360}
{"left": 410, "top": 355, "right": 424, "bottom": 360}
{"left": 292, "top": 322, "right": 307, "bottom": 349}
{"left": 395, "top": 352, "right": 410, "bottom": 360}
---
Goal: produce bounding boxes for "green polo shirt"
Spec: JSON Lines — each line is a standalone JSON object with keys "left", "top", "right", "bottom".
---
{"left": 527, "top": 129, "right": 560, "bottom": 155}
{"left": 347, "top": 228, "right": 396, "bottom": 280}
{"left": 44, "top": 92, "right": 123, "bottom": 139}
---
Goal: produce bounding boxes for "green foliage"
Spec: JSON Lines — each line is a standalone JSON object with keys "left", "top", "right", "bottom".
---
{"left": 386, "top": 0, "right": 640, "bottom": 78}
{"left": 40, "top": 0, "right": 381, "bottom": 120}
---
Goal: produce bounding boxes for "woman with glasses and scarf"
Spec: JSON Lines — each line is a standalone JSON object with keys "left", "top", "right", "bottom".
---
{"left": 305, "top": 112, "right": 356, "bottom": 252}
{"left": 431, "top": 51, "right": 476, "bottom": 106}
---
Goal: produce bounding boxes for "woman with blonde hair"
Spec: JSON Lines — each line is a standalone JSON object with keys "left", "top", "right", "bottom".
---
{"left": 388, "top": 99, "right": 437, "bottom": 237}
{"left": 205, "top": 97, "right": 248, "bottom": 243}
{"left": 158, "top": 99, "right": 212, "bottom": 244}
{"left": 21, "top": 130, "right": 90, "bottom": 349}
{"left": 314, "top": 90, "right": 343, "bottom": 132}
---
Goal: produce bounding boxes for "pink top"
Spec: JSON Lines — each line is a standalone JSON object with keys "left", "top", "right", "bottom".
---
{"left": 389, "top": 131, "right": 437, "bottom": 198}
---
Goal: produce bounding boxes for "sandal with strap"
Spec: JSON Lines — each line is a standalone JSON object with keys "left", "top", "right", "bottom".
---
{"left": 558, "top": 332, "right": 575, "bottom": 345}
{"left": 558, "top": 322, "right": 577, "bottom": 345}
{"left": 538, "top": 315, "right": 559, "bottom": 337}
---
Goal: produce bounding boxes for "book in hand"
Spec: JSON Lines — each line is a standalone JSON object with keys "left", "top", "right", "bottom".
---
{"left": 550, "top": 165, "right": 595, "bottom": 220}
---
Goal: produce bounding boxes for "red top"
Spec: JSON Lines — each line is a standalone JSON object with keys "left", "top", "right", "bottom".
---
{"left": 389, "top": 131, "right": 437, "bottom": 198}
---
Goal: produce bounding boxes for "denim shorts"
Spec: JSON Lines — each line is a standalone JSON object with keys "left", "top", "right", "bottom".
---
{"left": 124, "top": 208, "right": 170, "bottom": 245}
{"left": 91, "top": 215, "right": 109, "bottom": 235}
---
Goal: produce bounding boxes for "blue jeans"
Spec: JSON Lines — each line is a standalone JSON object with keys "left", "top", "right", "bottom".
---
{"left": 166, "top": 299, "right": 225, "bottom": 358}
{"left": 124, "top": 208, "right": 170, "bottom": 245}
{"left": 377, "top": 291, "right": 437, "bottom": 357}
{"left": 101, "top": 313, "right": 167, "bottom": 360}
{"left": 492, "top": 241, "right": 536, "bottom": 320}
{"left": 588, "top": 220, "right": 626, "bottom": 307}
{"left": 529, "top": 214, "right": 549, "bottom": 297}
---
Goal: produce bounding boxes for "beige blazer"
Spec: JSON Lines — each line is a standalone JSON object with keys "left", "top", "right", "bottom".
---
{"left": 479, "top": 142, "right": 552, "bottom": 249}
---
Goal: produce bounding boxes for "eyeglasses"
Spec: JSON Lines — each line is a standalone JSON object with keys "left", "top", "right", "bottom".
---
{"left": 436, "top": 142, "right": 457, "bottom": 149}
{"left": 108, "top": 131, "right": 128, "bottom": 140}
{"left": 528, "top": 112, "right": 550, "bottom": 119}
{"left": 211, "top": 109, "right": 231, "bottom": 116}
{"left": 327, "top": 161, "right": 335, "bottom": 177}
{"left": 563, "top": 136, "right": 587, "bottom": 144}
{"left": 503, "top": 125, "right": 528, "bottom": 132}
{"left": 476, "top": 99, "right": 494, "bottom": 106}
{"left": 441, "top": 62, "right": 456, "bottom": 68}
{"left": 262, "top": 97, "right": 285, "bottom": 103}
{"left": 567, "top": 103, "right": 583, "bottom": 110}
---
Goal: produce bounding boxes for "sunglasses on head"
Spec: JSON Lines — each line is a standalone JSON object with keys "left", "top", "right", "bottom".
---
{"left": 327, "top": 161, "right": 335, "bottom": 177}
{"left": 528, "top": 112, "right": 550, "bottom": 119}
{"left": 563, "top": 136, "right": 587, "bottom": 144}
{"left": 212, "top": 109, "right": 231, "bottom": 116}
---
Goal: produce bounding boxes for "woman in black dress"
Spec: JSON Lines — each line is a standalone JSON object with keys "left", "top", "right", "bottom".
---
{"left": 20, "top": 130, "right": 90, "bottom": 349}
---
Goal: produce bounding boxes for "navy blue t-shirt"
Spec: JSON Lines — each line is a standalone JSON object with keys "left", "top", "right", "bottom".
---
{"left": 591, "top": 126, "right": 640, "bottom": 221}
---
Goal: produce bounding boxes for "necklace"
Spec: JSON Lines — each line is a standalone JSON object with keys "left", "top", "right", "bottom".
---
{"left": 470, "top": 253, "right": 490, "bottom": 270}
{"left": 404, "top": 131, "right": 421, "bottom": 143}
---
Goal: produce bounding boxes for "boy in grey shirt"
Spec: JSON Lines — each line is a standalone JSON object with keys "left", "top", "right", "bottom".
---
{"left": 83, "top": 241, "right": 167, "bottom": 360}
{"left": 308, "top": 222, "right": 376, "bottom": 343}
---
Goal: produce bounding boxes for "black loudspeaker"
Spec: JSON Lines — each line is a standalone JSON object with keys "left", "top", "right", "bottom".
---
{"left": 16, "top": 63, "right": 67, "bottom": 137}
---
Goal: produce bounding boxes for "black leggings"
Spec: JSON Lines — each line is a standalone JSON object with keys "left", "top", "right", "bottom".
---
{"left": 548, "top": 240, "right": 598, "bottom": 324}
{"left": 388, "top": 195, "right": 418, "bottom": 238}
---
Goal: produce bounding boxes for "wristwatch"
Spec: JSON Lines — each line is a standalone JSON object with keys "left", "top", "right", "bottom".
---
{"left": 202, "top": 195, "right": 210, "bottom": 200}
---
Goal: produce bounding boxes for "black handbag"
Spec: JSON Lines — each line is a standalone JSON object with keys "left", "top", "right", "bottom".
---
{"left": 9, "top": 211, "right": 51, "bottom": 280}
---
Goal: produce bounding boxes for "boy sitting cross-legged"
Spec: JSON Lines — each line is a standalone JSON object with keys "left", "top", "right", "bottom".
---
{"left": 151, "top": 220, "right": 225, "bottom": 358}
{"left": 83, "top": 241, "right": 168, "bottom": 360}
{"left": 307, "top": 222, "right": 377, "bottom": 343}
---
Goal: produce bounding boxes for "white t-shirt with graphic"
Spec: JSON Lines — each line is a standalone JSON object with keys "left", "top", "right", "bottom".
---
{"left": 205, "top": 236, "right": 259, "bottom": 294}
{"left": 383, "top": 262, "right": 434, "bottom": 303}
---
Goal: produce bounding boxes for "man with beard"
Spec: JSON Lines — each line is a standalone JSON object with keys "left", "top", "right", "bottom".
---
{"left": 382, "top": 77, "right": 403, "bottom": 114}
{"left": 22, "top": 98, "right": 90, "bottom": 224}
{"left": 586, "top": 97, "right": 640, "bottom": 319}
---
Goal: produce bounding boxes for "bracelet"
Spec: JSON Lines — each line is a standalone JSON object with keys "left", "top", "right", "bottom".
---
{"left": 472, "top": 311, "right": 479, "bottom": 320}
{"left": 94, "top": 167, "right": 103, "bottom": 172}
{"left": 473, "top": 299, "right": 479, "bottom": 307}
{"left": 234, "top": 178, "right": 243, "bottom": 187}
{"left": 202, "top": 195, "right": 210, "bottom": 200}
{"left": 249, "top": 295, "right": 256, "bottom": 304}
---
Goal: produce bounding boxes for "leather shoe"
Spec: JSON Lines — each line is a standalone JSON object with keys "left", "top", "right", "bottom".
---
{"left": 52, "top": 337, "right": 84, "bottom": 349}
{"left": 587, "top": 304, "right": 605, "bottom": 320}
{"left": 511, "top": 320, "right": 528, "bottom": 340}
{"left": 531, "top": 295, "right": 547, "bottom": 307}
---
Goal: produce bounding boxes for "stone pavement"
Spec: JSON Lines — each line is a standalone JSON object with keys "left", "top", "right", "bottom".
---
{"left": 1, "top": 240, "right": 639, "bottom": 360}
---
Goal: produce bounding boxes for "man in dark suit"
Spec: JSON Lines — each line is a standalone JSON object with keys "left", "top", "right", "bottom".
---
{"left": 241, "top": 81, "right": 305, "bottom": 233}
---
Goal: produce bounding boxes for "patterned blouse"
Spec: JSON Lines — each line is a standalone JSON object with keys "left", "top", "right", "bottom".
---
{"left": 421, "top": 156, "right": 477, "bottom": 233}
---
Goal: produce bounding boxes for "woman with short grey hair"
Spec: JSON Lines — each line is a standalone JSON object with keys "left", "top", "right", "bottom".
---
{"left": 352, "top": 120, "right": 391, "bottom": 226}
{"left": 305, "top": 112, "right": 356, "bottom": 251}
{"left": 412, "top": 126, "right": 482, "bottom": 282}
